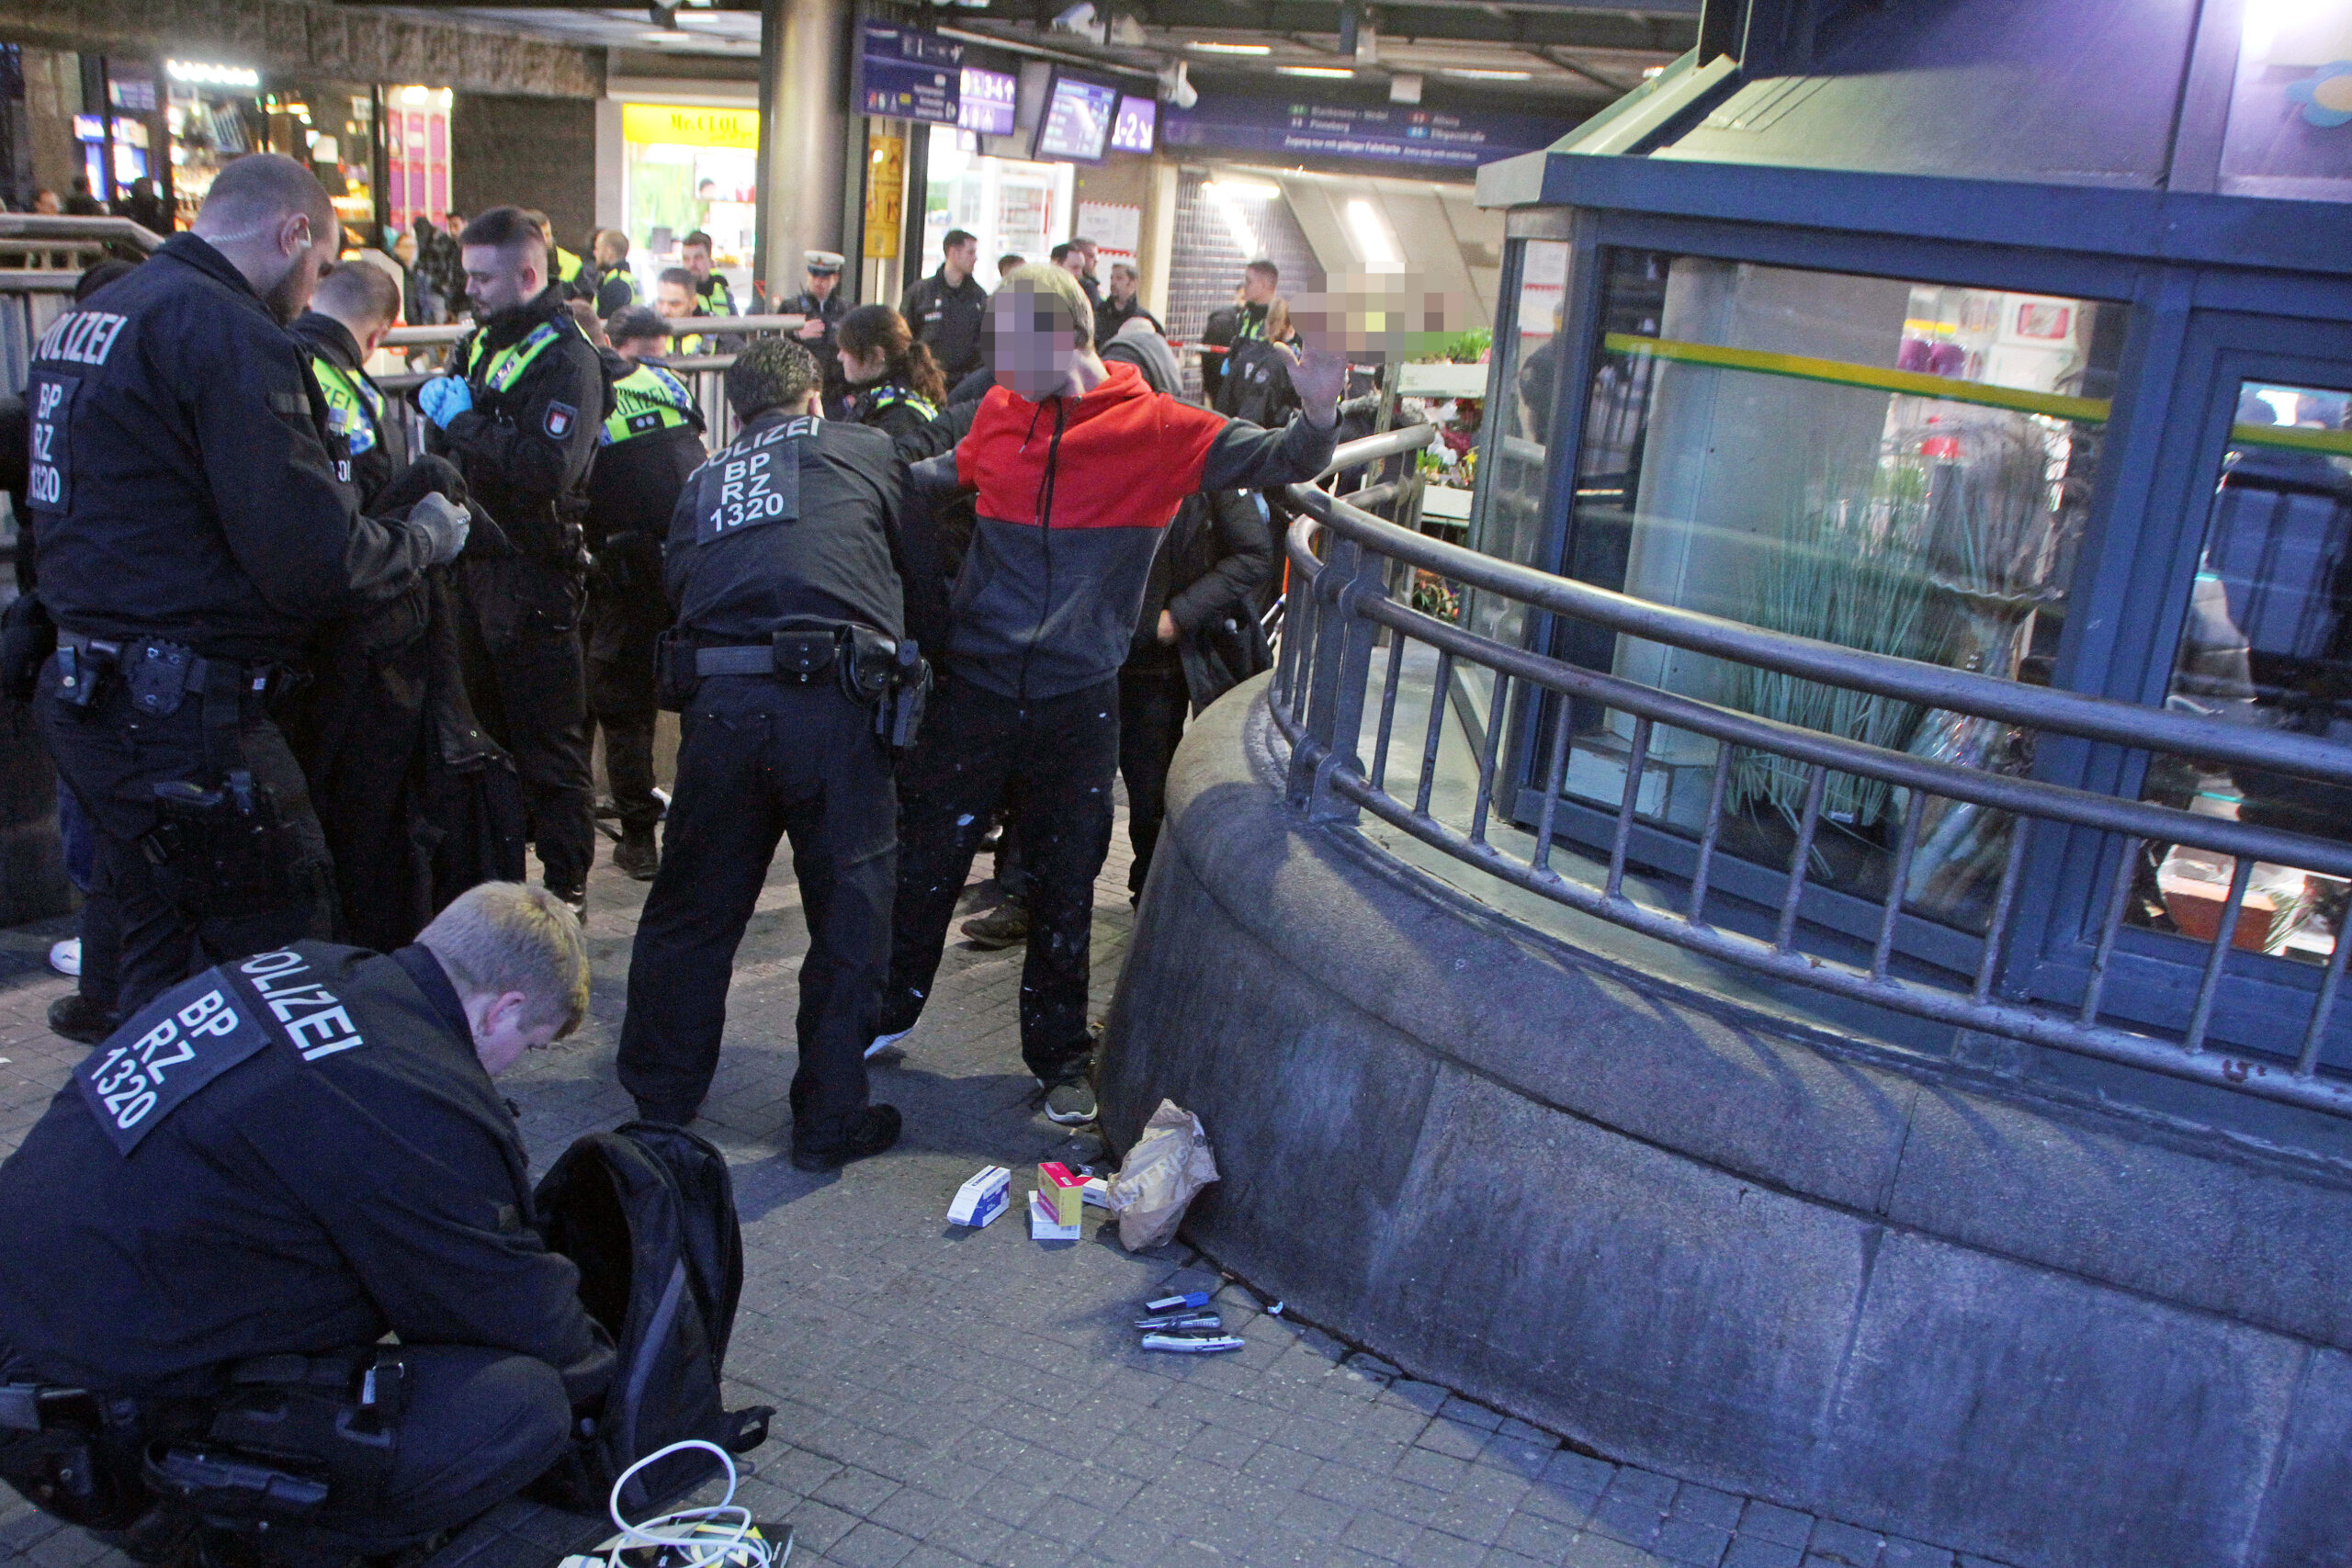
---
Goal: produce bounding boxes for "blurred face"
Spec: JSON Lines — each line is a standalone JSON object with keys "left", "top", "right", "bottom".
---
{"left": 1057, "top": 250, "right": 1085, "bottom": 280}
{"left": 392, "top": 233, "right": 417, "bottom": 266}
{"left": 594, "top": 231, "right": 627, "bottom": 266}
{"left": 32, "top": 190, "right": 58, "bottom": 215}
{"left": 806, "top": 270, "right": 837, "bottom": 301}
{"left": 656, "top": 280, "right": 695, "bottom": 319}
{"left": 990, "top": 287, "right": 1080, "bottom": 400}
{"left": 683, "top": 242, "right": 712, "bottom": 281}
{"left": 1242, "top": 267, "right": 1277, "bottom": 306}
{"left": 840, "top": 343, "right": 890, "bottom": 383}
{"left": 262, "top": 211, "right": 335, "bottom": 323}
{"left": 466, "top": 990, "right": 558, "bottom": 1077}
{"left": 1109, "top": 266, "right": 1136, "bottom": 305}
{"left": 615, "top": 333, "right": 664, "bottom": 364}
{"left": 462, "top": 239, "right": 545, "bottom": 316}
{"left": 945, "top": 237, "right": 978, "bottom": 277}
{"left": 1075, "top": 243, "right": 1098, "bottom": 277}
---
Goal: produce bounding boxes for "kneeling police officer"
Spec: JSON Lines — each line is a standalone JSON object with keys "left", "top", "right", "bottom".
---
{"left": 0, "top": 882, "right": 611, "bottom": 1566}
{"left": 617, "top": 338, "right": 924, "bottom": 1172}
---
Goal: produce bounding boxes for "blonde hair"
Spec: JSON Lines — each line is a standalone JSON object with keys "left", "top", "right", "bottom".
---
{"left": 418, "top": 883, "right": 591, "bottom": 1039}
{"left": 998, "top": 261, "right": 1094, "bottom": 345}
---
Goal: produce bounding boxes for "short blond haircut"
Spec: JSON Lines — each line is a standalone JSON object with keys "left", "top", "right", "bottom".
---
{"left": 998, "top": 262, "right": 1093, "bottom": 345}
{"left": 418, "top": 883, "right": 591, "bottom": 1039}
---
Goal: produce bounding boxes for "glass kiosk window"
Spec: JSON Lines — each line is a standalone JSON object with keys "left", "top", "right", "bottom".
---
{"left": 2129, "top": 378, "right": 2352, "bottom": 964}
{"left": 1550, "top": 250, "right": 2120, "bottom": 936}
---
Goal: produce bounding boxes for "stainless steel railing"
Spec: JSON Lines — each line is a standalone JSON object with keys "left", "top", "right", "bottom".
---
{"left": 1271, "top": 427, "right": 2352, "bottom": 1119}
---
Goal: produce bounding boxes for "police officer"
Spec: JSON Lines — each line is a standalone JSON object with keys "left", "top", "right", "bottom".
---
{"left": 588, "top": 308, "right": 707, "bottom": 882}
{"left": 291, "top": 258, "right": 404, "bottom": 502}
{"left": 421, "top": 206, "right": 610, "bottom": 919}
{"left": 617, "top": 338, "right": 914, "bottom": 1173}
{"left": 28, "top": 154, "right": 466, "bottom": 1020}
{"left": 589, "top": 228, "right": 642, "bottom": 320}
{"left": 680, "top": 231, "right": 736, "bottom": 317}
{"left": 781, "top": 249, "right": 849, "bottom": 417}
{"left": 835, "top": 303, "right": 944, "bottom": 445}
{"left": 0, "top": 882, "right": 611, "bottom": 1565}
{"left": 527, "top": 209, "right": 589, "bottom": 300}
{"left": 899, "top": 228, "right": 987, "bottom": 384}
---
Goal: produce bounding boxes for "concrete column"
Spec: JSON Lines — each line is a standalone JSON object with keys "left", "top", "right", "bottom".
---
{"left": 754, "top": 0, "right": 850, "bottom": 306}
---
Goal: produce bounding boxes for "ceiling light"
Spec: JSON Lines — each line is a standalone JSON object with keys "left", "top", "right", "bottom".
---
{"left": 1442, "top": 67, "right": 1531, "bottom": 80}
{"left": 1278, "top": 65, "right": 1354, "bottom": 77}
{"left": 1204, "top": 179, "right": 1278, "bottom": 198}
{"left": 1189, "top": 41, "right": 1272, "bottom": 54}
{"left": 1346, "top": 197, "right": 1401, "bottom": 272}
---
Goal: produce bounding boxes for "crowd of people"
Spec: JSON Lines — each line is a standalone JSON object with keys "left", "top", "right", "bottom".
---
{"left": 0, "top": 152, "right": 1347, "bottom": 1562}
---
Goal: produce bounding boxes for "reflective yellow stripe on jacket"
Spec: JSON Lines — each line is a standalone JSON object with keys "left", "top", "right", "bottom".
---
{"left": 309, "top": 353, "right": 384, "bottom": 457}
{"left": 603, "top": 363, "right": 701, "bottom": 446}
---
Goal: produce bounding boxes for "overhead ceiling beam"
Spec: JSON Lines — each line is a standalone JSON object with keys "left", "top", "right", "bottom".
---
{"left": 1125, "top": 0, "right": 1691, "bottom": 49}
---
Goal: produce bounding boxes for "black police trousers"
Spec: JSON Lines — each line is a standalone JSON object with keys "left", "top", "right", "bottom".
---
{"left": 617, "top": 677, "right": 897, "bottom": 1143}
{"left": 455, "top": 555, "right": 595, "bottom": 896}
{"left": 33, "top": 657, "right": 334, "bottom": 1020}
{"left": 584, "top": 582, "right": 665, "bottom": 836}
{"left": 883, "top": 672, "right": 1119, "bottom": 1085}
{"left": 0, "top": 1345, "right": 570, "bottom": 1567}
{"left": 1116, "top": 662, "right": 1191, "bottom": 899}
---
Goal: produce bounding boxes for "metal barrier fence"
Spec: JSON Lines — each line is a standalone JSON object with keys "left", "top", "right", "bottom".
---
{"left": 1272, "top": 427, "right": 2352, "bottom": 1120}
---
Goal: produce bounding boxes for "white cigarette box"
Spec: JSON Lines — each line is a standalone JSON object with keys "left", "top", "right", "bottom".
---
{"left": 947, "top": 1166, "right": 1011, "bottom": 1228}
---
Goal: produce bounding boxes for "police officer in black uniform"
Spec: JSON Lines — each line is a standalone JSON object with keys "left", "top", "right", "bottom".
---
{"left": 587, "top": 308, "right": 707, "bottom": 882}
{"left": 616, "top": 338, "right": 918, "bottom": 1173}
{"left": 422, "top": 206, "right": 611, "bottom": 918}
{"left": 781, "top": 250, "right": 850, "bottom": 419}
{"left": 28, "top": 155, "right": 466, "bottom": 1020}
{"left": 0, "top": 882, "right": 609, "bottom": 1565}
{"left": 899, "top": 228, "right": 987, "bottom": 384}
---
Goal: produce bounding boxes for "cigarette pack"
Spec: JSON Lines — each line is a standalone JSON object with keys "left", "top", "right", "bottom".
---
{"left": 1081, "top": 1176, "right": 1110, "bottom": 1209}
{"left": 1036, "top": 1161, "right": 1088, "bottom": 1227}
{"left": 1029, "top": 1189, "right": 1082, "bottom": 1242}
{"left": 947, "top": 1166, "right": 1011, "bottom": 1228}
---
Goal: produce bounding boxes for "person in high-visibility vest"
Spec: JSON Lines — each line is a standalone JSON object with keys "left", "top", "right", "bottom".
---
{"left": 680, "top": 229, "right": 735, "bottom": 317}
{"left": 418, "top": 206, "right": 611, "bottom": 920}
{"left": 588, "top": 228, "right": 642, "bottom": 320}
{"left": 524, "top": 209, "right": 589, "bottom": 301}
{"left": 585, "top": 308, "right": 707, "bottom": 880}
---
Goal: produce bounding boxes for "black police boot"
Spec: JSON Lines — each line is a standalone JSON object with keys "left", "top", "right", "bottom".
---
{"left": 614, "top": 825, "right": 660, "bottom": 882}
{"left": 791, "top": 1104, "right": 902, "bottom": 1173}
{"left": 48, "top": 992, "right": 119, "bottom": 1044}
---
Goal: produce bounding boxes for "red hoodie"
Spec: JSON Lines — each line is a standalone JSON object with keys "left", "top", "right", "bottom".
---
{"left": 942, "top": 361, "right": 1334, "bottom": 699}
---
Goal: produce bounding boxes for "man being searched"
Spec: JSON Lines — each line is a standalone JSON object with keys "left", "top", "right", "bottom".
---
{"left": 25, "top": 153, "right": 465, "bottom": 1020}
{"left": 617, "top": 339, "right": 918, "bottom": 1172}
{"left": 876, "top": 264, "right": 1343, "bottom": 1124}
{"left": 901, "top": 228, "right": 987, "bottom": 384}
{"left": 422, "top": 206, "right": 611, "bottom": 919}
{"left": 0, "top": 882, "right": 612, "bottom": 1566}
{"left": 587, "top": 308, "right": 707, "bottom": 881}
{"left": 681, "top": 230, "right": 736, "bottom": 317}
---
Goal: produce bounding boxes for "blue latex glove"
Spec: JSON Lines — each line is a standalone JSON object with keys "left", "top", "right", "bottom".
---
{"left": 418, "top": 376, "right": 473, "bottom": 429}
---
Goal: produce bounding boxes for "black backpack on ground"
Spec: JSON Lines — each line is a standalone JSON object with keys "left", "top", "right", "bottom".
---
{"left": 529, "top": 1122, "right": 772, "bottom": 1514}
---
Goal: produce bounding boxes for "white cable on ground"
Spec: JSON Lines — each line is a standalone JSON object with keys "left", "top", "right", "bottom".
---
{"left": 597, "top": 1439, "right": 790, "bottom": 1568}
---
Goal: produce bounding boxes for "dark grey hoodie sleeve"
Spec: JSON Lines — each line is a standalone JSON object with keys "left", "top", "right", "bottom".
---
{"left": 1198, "top": 412, "right": 1338, "bottom": 493}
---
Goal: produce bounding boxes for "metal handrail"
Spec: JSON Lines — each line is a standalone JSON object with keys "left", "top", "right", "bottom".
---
{"left": 1271, "top": 467, "right": 2352, "bottom": 1121}
{"left": 380, "top": 313, "right": 815, "bottom": 349}
{"left": 0, "top": 214, "right": 164, "bottom": 252}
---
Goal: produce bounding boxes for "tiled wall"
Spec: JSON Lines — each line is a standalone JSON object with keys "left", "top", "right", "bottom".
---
{"left": 1166, "top": 169, "right": 1325, "bottom": 400}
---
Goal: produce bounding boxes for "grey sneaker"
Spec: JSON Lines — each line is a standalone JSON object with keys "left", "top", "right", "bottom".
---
{"left": 1040, "top": 1077, "right": 1098, "bottom": 1125}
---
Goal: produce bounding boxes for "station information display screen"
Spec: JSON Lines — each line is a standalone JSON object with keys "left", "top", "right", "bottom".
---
{"left": 1110, "top": 93, "right": 1157, "bottom": 155}
{"left": 1035, "top": 73, "right": 1119, "bottom": 164}
{"left": 958, "top": 66, "right": 1017, "bottom": 137}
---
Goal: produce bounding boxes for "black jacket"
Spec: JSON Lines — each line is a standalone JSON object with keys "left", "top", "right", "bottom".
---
{"left": 1094, "top": 295, "right": 1161, "bottom": 349}
{"left": 289, "top": 310, "right": 404, "bottom": 508}
{"left": 846, "top": 378, "right": 944, "bottom": 446}
{"left": 27, "top": 234, "right": 432, "bottom": 663}
{"left": 1196, "top": 301, "right": 1267, "bottom": 411}
{"left": 431, "top": 287, "right": 609, "bottom": 560}
{"left": 0, "top": 942, "right": 611, "bottom": 1404}
{"left": 1217, "top": 336, "right": 1299, "bottom": 427}
{"left": 665, "top": 410, "right": 910, "bottom": 646}
{"left": 1128, "top": 488, "right": 1272, "bottom": 711}
{"left": 900, "top": 269, "right": 989, "bottom": 383}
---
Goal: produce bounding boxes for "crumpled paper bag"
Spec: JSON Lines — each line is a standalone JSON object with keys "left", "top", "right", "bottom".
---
{"left": 1106, "top": 1099, "right": 1219, "bottom": 1251}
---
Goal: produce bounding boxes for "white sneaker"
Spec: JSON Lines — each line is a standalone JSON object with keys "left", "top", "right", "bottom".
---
{"left": 48, "top": 939, "right": 79, "bottom": 978}
{"left": 865, "top": 1028, "right": 911, "bottom": 1060}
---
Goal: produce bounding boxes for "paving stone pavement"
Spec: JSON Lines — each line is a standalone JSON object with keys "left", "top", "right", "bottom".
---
{"left": 0, "top": 807, "right": 2012, "bottom": 1568}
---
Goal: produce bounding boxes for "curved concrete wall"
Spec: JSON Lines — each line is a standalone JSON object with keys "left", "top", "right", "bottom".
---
{"left": 1099, "top": 680, "right": 2352, "bottom": 1568}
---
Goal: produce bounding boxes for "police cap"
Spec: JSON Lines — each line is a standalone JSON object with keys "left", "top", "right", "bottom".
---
{"left": 804, "top": 251, "right": 844, "bottom": 276}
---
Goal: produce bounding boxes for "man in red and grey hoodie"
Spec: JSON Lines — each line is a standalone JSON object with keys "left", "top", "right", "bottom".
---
{"left": 875, "top": 263, "right": 1345, "bottom": 1124}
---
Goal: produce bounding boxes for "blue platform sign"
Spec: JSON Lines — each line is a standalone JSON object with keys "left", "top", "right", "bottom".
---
{"left": 859, "top": 25, "right": 961, "bottom": 125}
{"left": 1164, "top": 97, "right": 1567, "bottom": 170}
